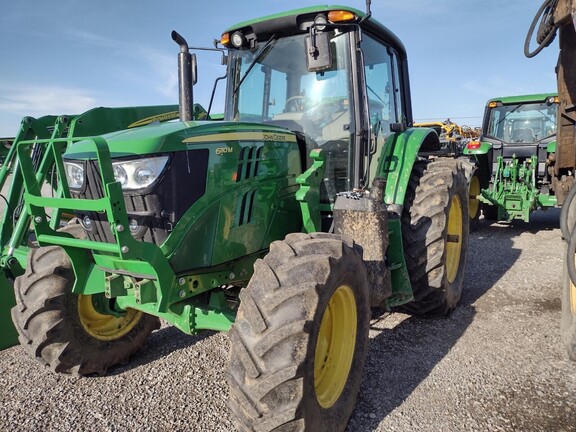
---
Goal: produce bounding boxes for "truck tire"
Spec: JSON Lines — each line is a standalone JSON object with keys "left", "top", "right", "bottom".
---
{"left": 11, "top": 245, "right": 159, "bottom": 376}
{"left": 227, "top": 232, "right": 370, "bottom": 432}
{"left": 401, "top": 159, "right": 469, "bottom": 315}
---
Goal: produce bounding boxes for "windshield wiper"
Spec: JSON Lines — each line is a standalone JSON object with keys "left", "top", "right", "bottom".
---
{"left": 494, "top": 103, "right": 522, "bottom": 129}
{"left": 234, "top": 35, "right": 278, "bottom": 95}
{"left": 535, "top": 109, "right": 557, "bottom": 126}
{"left": 367, "top": 84, "right": 387, "bottom": 107}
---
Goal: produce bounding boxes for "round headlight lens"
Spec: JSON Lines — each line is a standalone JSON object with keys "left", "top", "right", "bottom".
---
{"left": 113, "top": 164, "right": 128, "bottom": 188}
{"left": 64, "top": 162, "right": 85, "bottom": 189}
{"left": 231, "top": 32, "right": 245, "bottom": 48}
{"left": 134, "top": 166, "right": 156, "bottom": 186}
{"left": 129, "top": 219, "right": 139, "bottom": 233}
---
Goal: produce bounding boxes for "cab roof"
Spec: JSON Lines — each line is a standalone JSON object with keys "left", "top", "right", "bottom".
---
{"left": 222, "top": 5, "right": 407, "bottom": 61}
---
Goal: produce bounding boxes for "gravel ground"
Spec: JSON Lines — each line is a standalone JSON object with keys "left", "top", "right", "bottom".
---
{"left": 1, "top": 209, "right": 575, "bottom": 431}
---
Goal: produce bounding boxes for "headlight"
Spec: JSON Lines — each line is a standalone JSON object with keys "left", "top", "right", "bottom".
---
{"left": 112, "top": 156, "right": 169, "bottom": 190}
{"left": 64, "top": 161, "right": 85, "bottom": 189}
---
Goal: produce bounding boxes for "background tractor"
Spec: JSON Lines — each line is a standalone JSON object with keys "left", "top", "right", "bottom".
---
{"left": 1, "top": 4, "right": 469, "bottom": 431}
{"left": 525, "top": 0, "right": 576, "bottom": 362}
{"left": 415, "top": 119, "right": 480, "bottom": 155}
{"left": 415, "top": 119, "right": 482, "bottom": 229}
{"left": 463, "top": 93, "right": 559, "bottom": 223}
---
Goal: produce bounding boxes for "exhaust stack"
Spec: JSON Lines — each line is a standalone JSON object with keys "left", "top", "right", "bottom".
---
{"left": 172, "top": 30, "right": 194, "bottom": 122}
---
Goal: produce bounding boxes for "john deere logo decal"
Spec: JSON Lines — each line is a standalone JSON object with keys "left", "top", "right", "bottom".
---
{"left": 183, "top": 131, "right": 296, "bottom": 144}
{"left": 128, "top": 111, "right": 180, "bottom": 128}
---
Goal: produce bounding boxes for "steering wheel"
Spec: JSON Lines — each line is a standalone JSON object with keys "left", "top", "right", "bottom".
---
{"left": 285, "top": 95, "right": 311, "bottom": 112}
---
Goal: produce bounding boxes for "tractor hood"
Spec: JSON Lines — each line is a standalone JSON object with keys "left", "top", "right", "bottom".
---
{"left": 63, "top": 120, "right": 295, "bottom": 160}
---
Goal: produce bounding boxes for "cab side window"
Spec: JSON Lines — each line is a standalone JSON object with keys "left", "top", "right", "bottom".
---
{"left": 361, "top": 34, "right": 404, "bottom": 180}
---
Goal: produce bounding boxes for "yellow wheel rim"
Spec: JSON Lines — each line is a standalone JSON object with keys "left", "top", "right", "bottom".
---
{"left": 571, "top": 280, "right": 576, "bottom": 315}
{"left": 469, "top": 175, "right": 481, "bottom": 220}
{"left": 78, "top": 294, "right": 142, "bottom": 341}
{"left": 314, "top": 285, "right": 357, "bottom": 409}
{"left": 446, "top": 195, "right": 463, "bottom": 283}
{"left": 571, "top": 256, "right": 576, "bottom": 314}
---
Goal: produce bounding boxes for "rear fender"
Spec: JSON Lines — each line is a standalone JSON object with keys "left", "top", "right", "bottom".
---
{"left": 463, "top": 141, "right": 493, "bottom": 156}
{"left": 373, "top": 127, "right": 436, "bottom": 206}
{"left": 464, "top": 141, "right": 493, "bottom": 189}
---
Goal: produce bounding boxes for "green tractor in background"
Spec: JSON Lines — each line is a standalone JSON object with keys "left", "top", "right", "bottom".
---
{"left": 463, "top": 93, "right": 560, "bottom": 222}
{"left": 1, "top": 4, "right": 469, "bottom": 431}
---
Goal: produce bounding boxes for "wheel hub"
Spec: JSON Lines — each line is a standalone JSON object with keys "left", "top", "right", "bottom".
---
{"left": 78, "top": 294, "right": 142, "bottom": 341}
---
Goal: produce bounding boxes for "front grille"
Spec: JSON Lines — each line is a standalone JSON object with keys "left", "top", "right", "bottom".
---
{"left": 70, "top": 149, "right": 209, "bottom": 246}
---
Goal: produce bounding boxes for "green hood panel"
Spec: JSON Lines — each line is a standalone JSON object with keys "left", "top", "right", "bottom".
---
{"left": 63, "top": 121, "right": 297, "bottom": 160}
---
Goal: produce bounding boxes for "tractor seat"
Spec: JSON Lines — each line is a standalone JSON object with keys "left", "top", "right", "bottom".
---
{"left": 511, "top": 128, "right": 535, "bottom": 143}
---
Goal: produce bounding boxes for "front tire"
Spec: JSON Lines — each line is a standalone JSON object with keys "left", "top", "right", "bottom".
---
{"left": 402, "top": 159, "right": 469, "bottom": 315}
{"left": 227, "top": 232, "right": 370, "bottom": 431}
{"left": 11, "top": 246, "right": 159, "bottom": 375}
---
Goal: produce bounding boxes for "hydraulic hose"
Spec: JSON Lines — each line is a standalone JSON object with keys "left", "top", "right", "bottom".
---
{"left": 524, "top": 0, "right": 559, "bottom": 58}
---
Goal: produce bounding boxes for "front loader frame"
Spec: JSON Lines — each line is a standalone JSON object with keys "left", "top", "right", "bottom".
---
{"left": 0, "top": 105, "right": 189, "bottom": 349}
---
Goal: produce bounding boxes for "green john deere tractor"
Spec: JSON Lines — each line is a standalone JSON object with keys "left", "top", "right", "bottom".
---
{"left": 2, "top": 4, "right": 469, "bottom": 430}
{"left": 463, "top": 93, "right": 560, "bottom": 222}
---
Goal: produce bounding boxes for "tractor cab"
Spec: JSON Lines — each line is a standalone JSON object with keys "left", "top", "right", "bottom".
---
{"left": 220, "top": 6, "right": 412, "bottom": 201}
{"left": 482, "top": 94, "right": 558, "bottom": 165}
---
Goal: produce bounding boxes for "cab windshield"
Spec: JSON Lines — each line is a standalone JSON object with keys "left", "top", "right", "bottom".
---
{"left": 226, "top": 31, "right": 353, "bottom": 146}
{"left": 485, "top": 101, "right": 557, "bottom": 144}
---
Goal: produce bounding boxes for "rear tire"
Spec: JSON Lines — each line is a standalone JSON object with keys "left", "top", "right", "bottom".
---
{"left": 401, "top": 159, "right": 469, "bottom": 315}
{"left": 227, "top": 232, "right": 370, "bottom": 431}
{"left": 11, "top": 246, "right": 159, "bottom": 376}
{"left": 465, "top": 163, "right": 481, "bottom": 231}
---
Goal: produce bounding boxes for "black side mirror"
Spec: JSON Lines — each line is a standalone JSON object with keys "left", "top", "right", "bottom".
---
{"left": 390, "top": 122, "right": 407, "bottom": 133}
{"left": 306, "top": 31, "right": 332, "bottom": 72}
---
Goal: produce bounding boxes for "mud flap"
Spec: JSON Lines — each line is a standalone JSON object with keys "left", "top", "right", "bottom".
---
{"left": 0, "top": 273, "right": 18, "bottom": 349}
{"left": 334, "top": 178, "right": 392, "bottom": 307}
